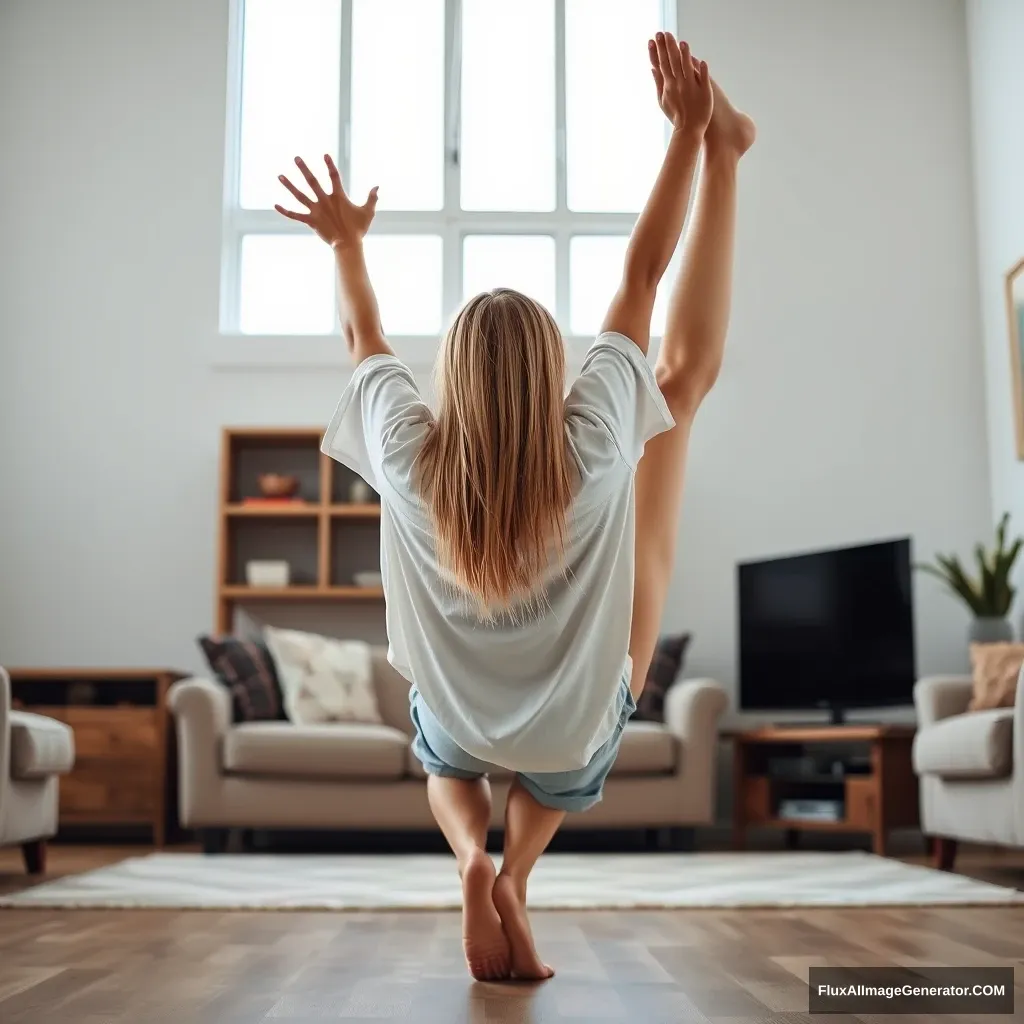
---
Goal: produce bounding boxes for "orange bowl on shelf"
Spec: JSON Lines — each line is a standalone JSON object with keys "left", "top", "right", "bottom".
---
{"left": 257, "top": 473, "right": 300, "bottom": 498}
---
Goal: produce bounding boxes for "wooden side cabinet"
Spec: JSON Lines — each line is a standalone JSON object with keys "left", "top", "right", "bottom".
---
{"left": 8, "top": 668, "right": 184, "bottom": 847}
{"left": 731, "top": 724, "right": 919, "bottom": 856}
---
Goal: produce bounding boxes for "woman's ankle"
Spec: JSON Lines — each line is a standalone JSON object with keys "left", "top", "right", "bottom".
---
{"left": 457, "top": 845, "right": 493, "bottom": 877}
{"left": 496, "top": 866, "right": 529, "bottom": 899}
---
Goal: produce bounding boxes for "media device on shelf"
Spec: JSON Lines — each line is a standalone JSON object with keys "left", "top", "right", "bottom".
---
{"left": 738, "top": 537, "right": 916, "bottom": 724}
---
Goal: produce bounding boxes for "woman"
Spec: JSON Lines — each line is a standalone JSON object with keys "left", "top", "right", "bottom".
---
{"left": 276, "top": 32, "right": 754, "bottom": 982}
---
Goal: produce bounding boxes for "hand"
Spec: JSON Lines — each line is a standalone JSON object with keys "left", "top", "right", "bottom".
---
{"left": 648, "top": 32, "right": 713, "bottom": 135}
{"left": 275, "top": 155, "right": 378, "bottom": 249}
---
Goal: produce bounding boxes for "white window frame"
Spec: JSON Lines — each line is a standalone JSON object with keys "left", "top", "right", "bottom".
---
{"left": 217, "top": 0, "right": 678, "bottom": 369}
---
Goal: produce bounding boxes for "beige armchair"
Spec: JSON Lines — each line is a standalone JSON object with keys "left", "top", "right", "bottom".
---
{"left": 169, "top": 648, "right": 728, "bottom": 852}
{"left": 0, "top": 668, "right": 76, "bottom": 874}
{"left": 912, "top": 671, "right": 1023, "bottom": 871}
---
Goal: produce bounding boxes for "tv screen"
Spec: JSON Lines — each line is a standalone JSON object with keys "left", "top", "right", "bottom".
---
{"left": 738, "top": 538, "right": 915, "bottom": 714}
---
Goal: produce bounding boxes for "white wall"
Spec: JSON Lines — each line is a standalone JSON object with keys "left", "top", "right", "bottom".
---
{"left": 0, "top": 0, "right": 990, "bottom": 701}
{"left": 967, "top": 0, "right": 1024, "bottom": 606}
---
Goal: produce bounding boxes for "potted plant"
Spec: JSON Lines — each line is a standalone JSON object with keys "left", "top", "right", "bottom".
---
{"left": 917, "top": 513, "right": 1023, "bottom": 643}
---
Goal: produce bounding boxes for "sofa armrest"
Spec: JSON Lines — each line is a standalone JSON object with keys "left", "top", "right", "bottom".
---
{"left": 914, "top": 676, "right": 973, "bottom": 728}
{"left": 167, "top": 678, "right": 231, "bottom": 826}
{"left": 168, "top": 677, "right": 232, "bottom": 737}
{"left": 663, "top": 677, "right": 729, "bottom": 742}
{"left": 662, "top": 678, "right": 728, "bottom": 822}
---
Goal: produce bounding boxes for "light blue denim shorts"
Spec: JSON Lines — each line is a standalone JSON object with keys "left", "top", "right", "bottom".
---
{"left": 409, "top": 674, "right": 637, "bottom": 813}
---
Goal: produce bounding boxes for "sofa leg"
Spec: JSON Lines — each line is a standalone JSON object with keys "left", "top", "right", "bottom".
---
{"left": 933, "top": 837, "right": 958, "bottom": 872}
{"left": 201, "top": 829, "right": 230, "bottom": 855}
{"left": 21, "top": 840, "right": 47, "bottom": 875}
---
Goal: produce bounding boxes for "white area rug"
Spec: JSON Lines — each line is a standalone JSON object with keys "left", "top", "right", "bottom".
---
{"left": 2, "top": 851, "right": 1021, "bottom": 910}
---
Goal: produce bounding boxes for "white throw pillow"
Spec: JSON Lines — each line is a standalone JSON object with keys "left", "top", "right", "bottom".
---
{"left": 263, "top": 628, "right": 381, "bottom": 725}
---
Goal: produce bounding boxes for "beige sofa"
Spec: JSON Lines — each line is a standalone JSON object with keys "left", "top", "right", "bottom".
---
{"left": 169, "top": 649, "right": 727, "bottom": 851}
{"left": 912, "top": 671, "right": 1022, "bottom": 871}
{"left": 0, "top": 667, "right": 76, "bottom": 874}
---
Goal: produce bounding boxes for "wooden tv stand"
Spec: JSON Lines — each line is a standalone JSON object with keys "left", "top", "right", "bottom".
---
{"left": 731, "top": 724, "right": 918, "bottom": 856}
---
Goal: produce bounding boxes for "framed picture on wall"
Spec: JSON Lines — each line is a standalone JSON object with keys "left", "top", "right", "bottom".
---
{"left": 1007, "top": 255, "right": 1024, "bottom": 460}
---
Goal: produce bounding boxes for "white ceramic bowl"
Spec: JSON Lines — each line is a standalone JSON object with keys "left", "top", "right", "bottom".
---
{"left": 353, "top": 571, "right": 383, "bottom": 589}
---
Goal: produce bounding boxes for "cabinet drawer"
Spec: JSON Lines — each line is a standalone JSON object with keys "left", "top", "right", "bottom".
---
{"left": 845, "top": 778, "right": 878, "bottom": 829}
{"left": 741, "top": 777, "right": 771, "bottom": 823}
{"left": 40, "top": 707, "right": 159, "bottom": 758}
{"left": 61, "top": 766, "right": 156, "bottom": 816}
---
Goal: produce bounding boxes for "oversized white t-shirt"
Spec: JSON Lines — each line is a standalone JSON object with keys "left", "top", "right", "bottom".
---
{"left": 321, "top": 332, "right": 674, "bottom": 773}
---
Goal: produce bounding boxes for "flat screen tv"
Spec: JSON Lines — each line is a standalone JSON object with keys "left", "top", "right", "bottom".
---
{"left": 738, "top": 538, "right": 915, "bottom": 722}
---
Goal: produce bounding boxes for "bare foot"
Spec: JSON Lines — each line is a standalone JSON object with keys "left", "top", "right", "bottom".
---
{"left": 460, "top": 849, "right": 511, "bottom": 981}
{"left": 693, "top": 59, "right": 756, "bottom": 156}
{"left": 492, "top": 872, "right": 554, "bottom": 981}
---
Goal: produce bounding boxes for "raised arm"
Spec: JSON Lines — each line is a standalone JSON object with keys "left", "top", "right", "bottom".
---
{"left": 276, "top": 155, "right": 392, "bottom": 365}
{"left": 600, "top": 33, "right": 712, "bottom": 355}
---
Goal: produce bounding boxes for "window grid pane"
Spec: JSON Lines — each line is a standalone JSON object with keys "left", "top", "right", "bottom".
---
{"left": 460, "top": 0, "right": 556, "bottom": 211}
{"left": 565, "top": 0, "right": 667, "bottom": 212}
{"left": 228, "top": 0, "right": 670, "bottom": 337}
{"left": 238, "top": 0, "right": 342, "bottom": 210}
{"left": 462, "top": 236, "right": 557, "bottom": 314}
{"left": 350, "top": 0, "right": 445, "bottom": 211}
{"left": 239, "top": 234, "right": 336, "bottom": 335}
{"left": 363, "top": 235, "right": 444, "bottom": 335}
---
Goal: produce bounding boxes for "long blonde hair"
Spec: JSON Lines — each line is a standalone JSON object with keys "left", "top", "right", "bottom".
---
{"left": 416, "top": 288, "right": 575, "bottom": 615}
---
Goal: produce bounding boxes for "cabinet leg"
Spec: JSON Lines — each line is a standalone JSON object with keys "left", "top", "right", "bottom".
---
{"left": 872, "top": 829, "right": 888, "bottom": 857}
{"left": 21, "top": 840, "right": 47, "bottom": 875}
{"left": 784, "top": 829, "right": 799, "bottom": 850}
{"left": 733, "top": 825, "right": 746, "bottom": 851}
{"left": 933, "top": 837, "right": 958, "bottom": 872}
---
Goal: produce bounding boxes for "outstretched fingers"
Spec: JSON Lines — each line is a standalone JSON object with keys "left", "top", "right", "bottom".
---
{"left": 278, "top": 174, "right": 313, "bottom": 208}
{"left": 324, "top": 153, "right": 342, "bottom": 194}
{"left": 677, "top": 38, "right": 692, "bottom": 79}
{"left": 664, "top": 31, "right": 683, "bottom": 77}
{"left": 648, "top": 39, "right": 665, "bottom": 93}
{"left": 294, "top": 156, "right": 328, "bottom": 201}
{"left": 654, "top": 31, "right": 673, "bottom": 77}
{"left": 274, "top": 204, "right": 311, "bottom": 224}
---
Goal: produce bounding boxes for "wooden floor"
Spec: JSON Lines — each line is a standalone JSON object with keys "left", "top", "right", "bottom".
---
{"left": 1, "top": 845, "right": 1022, "bottom": 1023}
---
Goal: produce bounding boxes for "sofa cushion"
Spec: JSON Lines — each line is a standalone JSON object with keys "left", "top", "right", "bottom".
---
{"left": 913, "top": 709, "right": 1014, "bottom": 780}
{"left": 968, "top": 642, "right": 1024, "bottom": 711}
{"left": 264, "top": 628, "right": 382, "bottom": 726}
{"left": 405, "top": 721, "right": 677, "bottom": 779}
{"left": 634, "top": 634, "right": 691, "bottom": 722}
{"left": 9, "top": 711, "right": 76, "bottom": 780}
{"left": 224, "top": 722, "right": 408, "bottom": 780}
{"left": 197, "top": 635, "right": 287, "bottom": 723}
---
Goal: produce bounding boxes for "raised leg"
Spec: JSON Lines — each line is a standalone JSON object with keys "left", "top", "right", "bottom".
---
{"left": 492, "top": 780, "right": 566, "bottom": 980}
{"left": 629, "top": 86, "right": 755, "bottom": 695}
{"left": 426, "top": 776, "right": 510, "bottom": 981}
{"left": 933, "top": 837, "right": 958, "bottom": 872}
{"left": 21, "top": 839, "right": 47, "bottom": 875}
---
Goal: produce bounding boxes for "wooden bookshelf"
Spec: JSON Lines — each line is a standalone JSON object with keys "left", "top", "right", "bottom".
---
{"left": 215, "top": 428, "right": 384, "bottom": 632}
